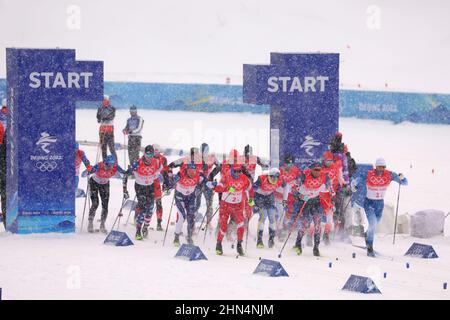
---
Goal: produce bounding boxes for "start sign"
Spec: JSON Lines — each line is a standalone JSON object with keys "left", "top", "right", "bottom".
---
{"left": 243, "top": 53, "right": 339, "bottom": 167}
{"left": 6, "top": 48, "right": 103, "bottom": 234}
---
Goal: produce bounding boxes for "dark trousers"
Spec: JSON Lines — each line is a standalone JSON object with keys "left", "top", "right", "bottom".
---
{"left": 100, "top": 131, "right": 117, "bottom": 162}
{"left": 89, "top": 178, "right": 110, "bottom": 222}
{"left": 333, "top": 189, "right": 346, "bottom": 233}
{"left": 0, "top": 177, "right": 5, "bottom": 229}
{"left": 195, "top": 184, "right": 214, "bottom": 222}
{"left": 135, "top": 183, "right": 155, "bottom": 228}
{"left": 128, "top": 135, "right": 142, "bottom": 165}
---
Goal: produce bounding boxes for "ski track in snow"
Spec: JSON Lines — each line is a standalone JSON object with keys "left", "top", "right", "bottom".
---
{"left": 0, "top": 109, "right": 449, "bottom": 299}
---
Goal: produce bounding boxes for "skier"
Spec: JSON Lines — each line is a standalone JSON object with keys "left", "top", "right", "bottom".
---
{"left": 290, "top": 162, "right": 332, "bottom": 257}
{"left": 278, "top": 154, "right": 301, "bottom": 239}
{"left": 96, "top": 94, "right": 118, "bottom": 162}
{"left": 194, "top": 143, "right": 219, "bottom": 229}
{"left": 123, "top": 145, "right": 163, "bottom": 240}
{"left": 0, "top": 114, "right": 6, "bottom": 229}
{"left": 351, "top": 158, "right": 408, "bottom": 256}
{"left": 207, "top": 163, "right": 254, "bottom": 256}
{"left": 241, "top": 144, "right": 269, "bottom": 221}
{"left": 84, "top": 155, "right": 127, "bottom": 233}
{"left": 153, "top": 144, "right": 173, "bottom": 193}
{"left": 253, "top": 168, "right": 288, "bottom": 248}
{"left": 75, "top": 142, "right": 91, "bottom": 195}
{"left": 122, "top": 105, "right": 144, "bottom": 165}
{"left": 328, "top": 132, "right": 350, "bottom": 233}
{"left": 320, "top": 151, "right": 346, "bottom": 245}
{"left": 173, "top": 162, "right": 206, "bottom": 246}
{"left": 204, "top": 149, "right": 244, "bottom": 240}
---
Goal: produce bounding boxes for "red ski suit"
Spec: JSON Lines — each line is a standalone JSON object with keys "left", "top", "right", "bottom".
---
{"left": 213, "top": 173, "right": 253, "bottom": 242}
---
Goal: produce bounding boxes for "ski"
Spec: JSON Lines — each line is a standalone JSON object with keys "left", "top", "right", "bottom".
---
{"left": 351, "top": 244, "right": 394, "bottom": 260}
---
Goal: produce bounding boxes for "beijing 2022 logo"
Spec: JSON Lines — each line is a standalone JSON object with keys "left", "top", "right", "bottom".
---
{"left": 30, "top": 132, "right": 62, "bottom": 172}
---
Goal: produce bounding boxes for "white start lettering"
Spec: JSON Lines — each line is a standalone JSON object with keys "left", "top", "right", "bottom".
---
{"left": 29, "top": 72, "right": 93, "bottom": 89}
{"left": 267, "top": 76, "right": 329, "bottom": 93}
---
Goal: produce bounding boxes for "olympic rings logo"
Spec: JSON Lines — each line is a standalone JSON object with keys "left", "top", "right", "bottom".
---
{"left": 369, "top": 176, "right": 388, "bottom": 185}
{"left": 307, "top": 179, "right": 322, "bottom": 188}
{"left": 35, "top": 161, "right": 57, "bottom": 172}
{"left": 139, "top": 166, "right": 155, "bottom": 175}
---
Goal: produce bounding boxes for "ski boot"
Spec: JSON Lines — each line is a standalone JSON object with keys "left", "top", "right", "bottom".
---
{"left": 186, "top": 236, "right": 194, "bottom": 245}
{"left": 293, "top": 235, "right": 302, "bottom": 255}
{"left": 367, "top": 244, "right": 375, "bottom": 257}
{"left": 173, "top": 234, "right": 180, "bottom": 247}
{"left": 135, "top": 228, "right": 143, "bottom": 241}
{"left": 142, "top": 223, "right": 150, "bottom": 239}
{"left": 156, "top": 219, "right": 163, "bottom": 231}
{"left": 256, "top": 230, "right": 264, "bottom": 249}
{"left": 323, "top": 233, "right": 331, "bottom": 246}
{"left": 99, "top": 220, "right": 107, "bottom": 234}
{"left": 313, "top": 246, "right": 320, "bottom": 257}
{"left": 215, "top": 241, "right": 223, "bottom": 255}
{"left": 268, "top": 228, "right": 275, "bottom": 248}
{"left": 236, "top": 240, "right": 244, "bottom": 256}
{"left": 313, "top": 235, "right": 321, "bottom": 256}
{"left": 87, "top": 219, "right": 94, "bottom": 233}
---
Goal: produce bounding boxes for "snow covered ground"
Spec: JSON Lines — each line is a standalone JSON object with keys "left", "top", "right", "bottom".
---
{"left": 1, "top": 109, "right": 450, "bottom": 299}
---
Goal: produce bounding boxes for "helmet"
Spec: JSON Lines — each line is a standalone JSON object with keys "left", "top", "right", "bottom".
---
{"left": 105, "top": 155, "right": 116, "bottom": 166}
{"left": 74, "top": 142, "right": 79, "bottom": 150}
{"left": 335, "top": 132, "right": 343, "bottom": 138}
{"left": 144, "top": 145, "right": 155, "bottom": 157}
{"left": 268, "top": 167, "right": 280, "bottom": 177}
{"left": 130, "top": 105, "right": 137, "bottom": 114}
{"left": 1, "top": 98, "right": 6, "bottom": 107}
{"left": 232, "top": 163, "right": 242, "bottom": 171}
{"left": 323, "top": 151, "right": 334, "bottom": 161}
{"left": 284, "top": 154, "right": 294, "bottom": 165}
{"left": 103, "top": 95, "right": 110, "bottom": 101}
{"left": 244, "top": 144, "right": 253, "bottom": 158}
{"left": 375, "top": 158, "right": 386, "bottom": 167}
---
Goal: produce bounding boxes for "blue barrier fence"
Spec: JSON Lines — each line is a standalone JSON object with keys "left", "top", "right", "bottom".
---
{"left": 2, "top": 79, "right": 449, "bottom": 124}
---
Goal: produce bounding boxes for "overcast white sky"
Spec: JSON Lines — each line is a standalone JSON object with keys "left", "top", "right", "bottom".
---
{"left": 1, "top": 0, "right": 449, "bottom": 93}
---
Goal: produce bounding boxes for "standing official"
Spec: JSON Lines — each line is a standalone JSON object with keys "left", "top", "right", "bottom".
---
{"left": 123, "top": 105, "right": 144, "bottom": 165}
{"left": 97, "top": 95, "right": 117, "bottom": 162}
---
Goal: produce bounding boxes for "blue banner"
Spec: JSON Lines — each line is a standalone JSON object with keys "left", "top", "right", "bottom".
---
{"left": 243, "top": 53, "right": 340, "bottom": 166}
{"left": 6, "top": 49, "right": 103, "bottom": 234}
{"left": 1, "top": 80, "right": 449, "bottom": 125}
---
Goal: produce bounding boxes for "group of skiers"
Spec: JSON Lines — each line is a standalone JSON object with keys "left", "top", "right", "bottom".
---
{"left": 0, "top": 94, "right": 408, "bottom": 259}
{"left": 73, "top": 97, "right": 408, "bottom": 258}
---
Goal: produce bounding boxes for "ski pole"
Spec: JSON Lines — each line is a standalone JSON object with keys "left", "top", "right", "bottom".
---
{"left": 80, "top": 176, "right": 91, "bottom": 233}
{"left": 123, "top": 134, "right": 127, "bottom": 169}
{"left": 197, "top": 192, "right": 216, "bottom": 233}
{"left": 333, "top": 196, "right": 352, "bottom": 240}
{"left": 124, "top": 194, "right": 137, "bottom": 226}
{"left": 278, "top": 199, "right": 308, "bottom": 258}
{"left": 245, "top": 210, "right": 256, "bottom": 252}
{"left": 162, "top": 191, "right": 176, "bottom": 246}
{"left": 393, "top": 183, "right": 401, "bottom": 245}
{"left": 95, "top": 130, "right": 105, "bottom": 164}
{"left": 110, "top": 197, "right": 127, "bottom": 231}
